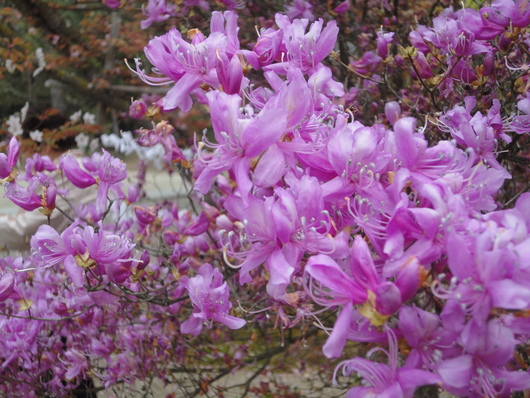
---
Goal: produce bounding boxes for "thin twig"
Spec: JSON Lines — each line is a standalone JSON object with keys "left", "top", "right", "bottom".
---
{"left": 0, "top": 304, "right": 96, "bottom": 322}
{"left": 501, "top": 182, "right": 530, "bottom": 209}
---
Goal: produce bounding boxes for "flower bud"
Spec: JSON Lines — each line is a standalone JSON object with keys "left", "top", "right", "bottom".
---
{"left": 163, "top": 230, "right": 180, "bottom": 246}
{"left": 252, "top": 28, "right": 283, "bottom": 68}
{"left": 481, "top": 7, "right": 510, "bottom": 27}
{"left": 376, "top": 31, "right": 394, "bottom": 60}
{"left": 413, "top": 52, "right": 433, "bottom": 79}
{"left": 334, "top": 0, "right": 350, "bottom": 14}
{"left": 102, "top": 0, "right": 121, "bottom": 9}
{"left": 137, "top": 249, "right": 150, "bottom": 271}
{"left": 0, "top": 154, "right": 11, "bottom": 179}
{"left": 129, "top": 100, "right": 147, "bottom": 119}
{"left": 134, "top": 206, "right": 157, "bottom": 225}
{"left": 183, "top": 212, "right": 210, "bottom": 236}
{"left": 7, "top": 137, "right": 20, "bottom": 168}
{"left": 498, "top": 34, "right": 511, "bottom": 53}
{"left": 201, "top": 202, "right": 221, "bottom": 220}
{"left": 385, "top": 101, "right": 401, "bottom": 126}
{"left": 483, "top": 51, "right": 495, "bottom": 76}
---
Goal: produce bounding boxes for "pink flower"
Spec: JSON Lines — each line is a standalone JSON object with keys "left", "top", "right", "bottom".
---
{"left": 350, "top": 52, "right": 382, "bottom": 75}
{"left": 63, "top": 349, "right": 89, "bottom": 381}
{"left": 140, "top": 0, "right": 175, "bottom": 30}
{"left": 31, "top": 223, "right": 135, "bottom": 286}
{"left": 194, "top": 90, "right": 287, "bottom": 196}
{"left": 268, "top": 15, "right": 339, "bottom": 75}
{"left": 285, "top": 0, "right": 315, "bottom": 21}
{"left": 180, "top": 263, "right": 245, "bottom": 335}
{"left": 336, "top": 329, "right": 441, "bottom": 397}
{"left": 243, "top": 28, "right": 283, "bottom": 69}
{"left": 131, "top": 11, "right": 240, "bottom": 112}
{"left": 438, "top": 319, "right": 530, "bottom": 396}
{"left": 306, "top": 236, "right": 421, "bottom": 358}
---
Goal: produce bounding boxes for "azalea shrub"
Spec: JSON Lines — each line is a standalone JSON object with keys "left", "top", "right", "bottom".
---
{"left": 2, "top": 0, "right": 530, "bottom": 397}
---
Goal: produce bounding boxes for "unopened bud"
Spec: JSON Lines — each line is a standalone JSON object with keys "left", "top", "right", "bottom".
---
{"left": 129, "top": 100, "right": 147, "bottom": 120}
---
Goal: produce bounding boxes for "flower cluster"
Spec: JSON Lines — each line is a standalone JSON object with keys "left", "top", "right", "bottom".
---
{"left": 2, "top": 0, "right": 530, "bottom": 396}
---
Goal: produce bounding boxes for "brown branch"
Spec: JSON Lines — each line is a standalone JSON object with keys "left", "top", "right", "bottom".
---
{"left": 49, "top": 67, "right": 129, "bottom": 111}
{"left": 109, "top": 84, "right": 170, "bottom": 94}
{"left": 501, "top": 182, "right": 530, "bottom": 209}
{"left": 405, "top": 54, "right": 441, "bottom": 111}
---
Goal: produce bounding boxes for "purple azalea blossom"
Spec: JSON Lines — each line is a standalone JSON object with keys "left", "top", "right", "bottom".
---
{"left": 326, "top": 120, "right": 381, "bottom": 189}
{"left": 266, "top": 14, "right": 339, "bottom": 75}
{"left": 31, "top": 223, "right": 135, "bottom": 286}
{"left": 23, "top": 153, "right": 56, "bottom": 182}
{"left": 243, "top": 27, "right": 283, "bottom": 69}
{"left": 335, "top": 329, "right": 441, "bottom": 397}
{"left": 223, "top": 174, "right": 348, "bottom": 299}
{"left": 480, "top": 0, "right": 530, "bottom": 28}
{"left": 63, "top": 348, "right": 89, "bottom": 381}
{"left": 140, "top": 0, "right": 175, "bottom": 30}
{"left": 132, "top": 11, "right": 239, "bottom": 112}
{"left": 398, "top": 306, "right": 460, "bottom": 370}
{"left": 438, "top": 319, "right": 530, "bottom": 397}
{"left": 137, "top": 121, "right": 187, "bottom": 166}
{"left": 350, "top": 52, "right": 382, "bottom": 75}
{"left": 438, "top": 98, "right": 511, "bottom": 179}
{"left": 285, "top": 0, "right": 315, "bottom": 21}
{"left": 82, "top": 149, "right": 127, "bottom": 215}
{"left": 414, "top": 12, "right": 490, "bottom": 54}
{"left": 438, "top": 228, "right": 530, "bottom": 322}
{"left": 194, "top": 90, "right": 287, "bottom": 198}
{"left": 179, "top": 263, "right": 245, "bottom": 335}
{"left": 305, "top": 236, "right": 420, "bottom": 358}
{"left": 222, "top": 194, "right": 297, "bottom": 299}
{"left": 215, "top": 54, "right": 244, "bottom": 95}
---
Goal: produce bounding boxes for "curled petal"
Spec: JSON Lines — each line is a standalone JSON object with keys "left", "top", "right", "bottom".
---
{"left": 323, "top": 301, "right": 353, "bottom": 358}
{"left": 7, "top": 137, "right": 20, "bottom": 168}
{"left": 0, "top": 274, "right": 15, "bottom": 302}
{"left": 4, "top": 180, "right": 41, "bottom": 211}
{"left": 60, "top": 155, "right": 97, "bottom": 188}
{"left": 306, "top": 254, "right": 367, "bottom": 303}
